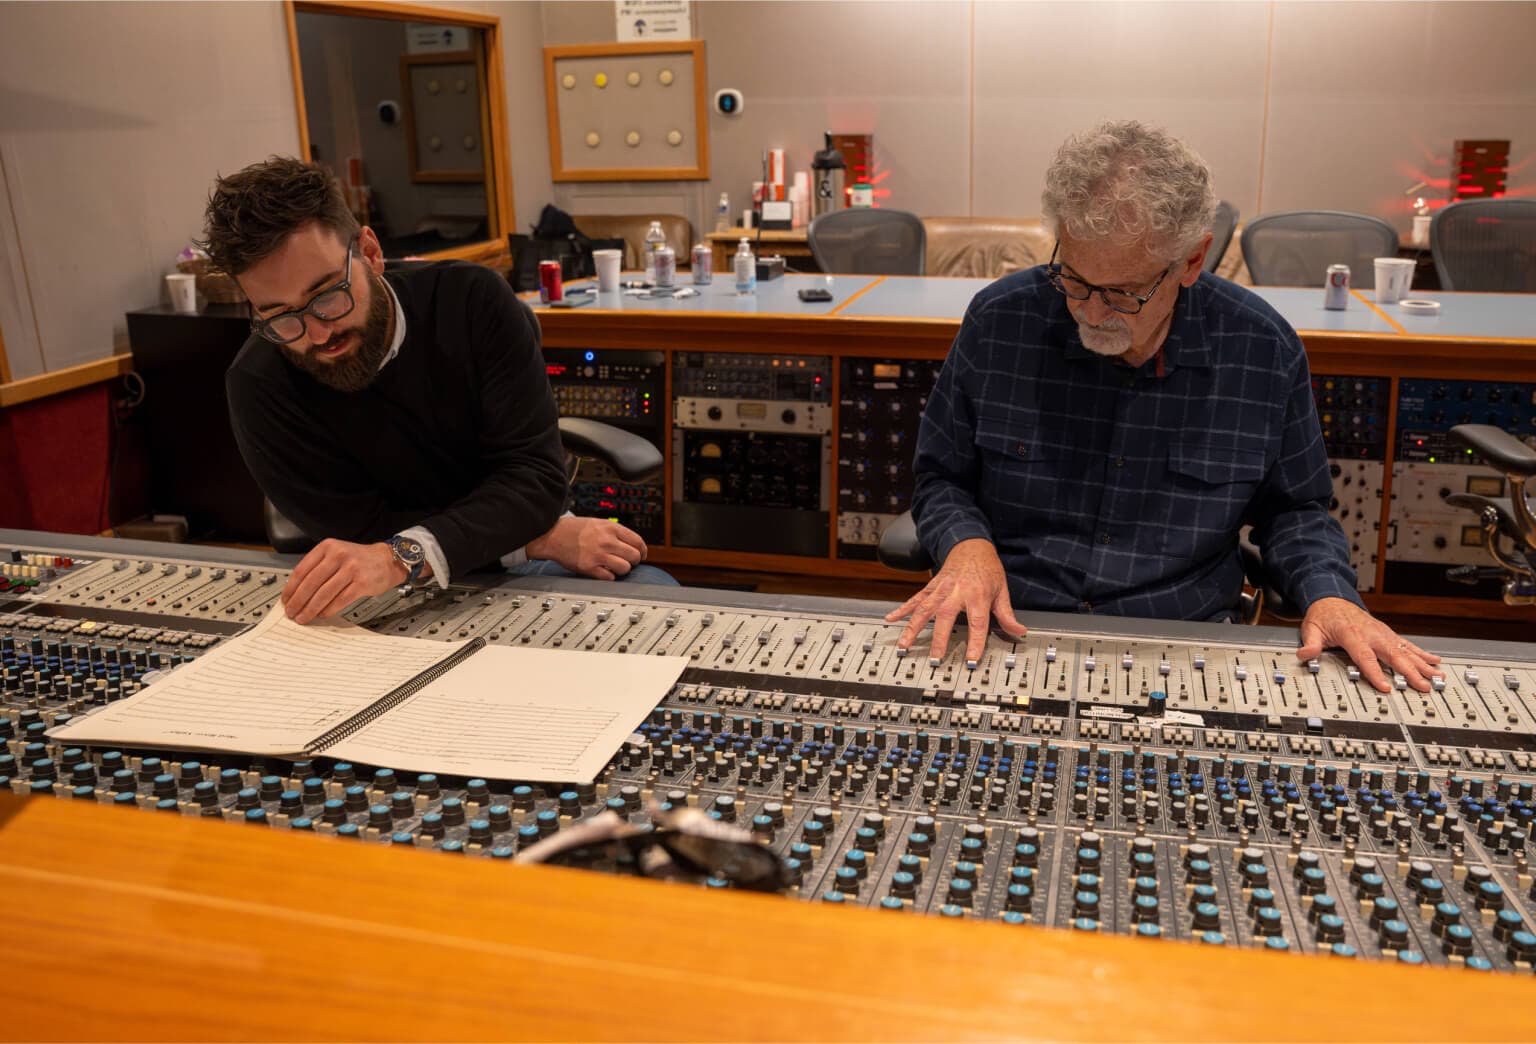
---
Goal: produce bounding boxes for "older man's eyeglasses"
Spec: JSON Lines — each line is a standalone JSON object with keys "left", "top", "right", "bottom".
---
{"left": 1045, "top": 242, "right": 1172, "bottom": 315}
{"left": 250, "top": 235, "right": 359, "bottom": 344}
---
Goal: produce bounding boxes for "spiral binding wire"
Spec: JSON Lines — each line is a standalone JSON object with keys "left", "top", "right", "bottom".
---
{"left": 303, "top": 636, "right": 487, "bottom": 756}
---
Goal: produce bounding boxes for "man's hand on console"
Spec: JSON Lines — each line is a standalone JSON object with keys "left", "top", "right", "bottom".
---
{"left": 885, "top": 538, "right": 1027, "bottom": 665}
{"left": 527, "top": 516, "right": 648, "bottom": 581}
{"left": 1296, "top": 596, "right": 1443, "bottom": 694}
{"left": 283, "top": 539, "right": 420, "bottom": 625}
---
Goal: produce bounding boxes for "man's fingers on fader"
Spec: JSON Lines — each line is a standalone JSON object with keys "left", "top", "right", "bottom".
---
{"left": 928, "top": 604, "right": 962, "bottom": 664}
{"left": 963, "top": 595, "right": 991, "bottom": 666}
{"left": 1345, "top": 636, "right": 1391, "bottom": 693}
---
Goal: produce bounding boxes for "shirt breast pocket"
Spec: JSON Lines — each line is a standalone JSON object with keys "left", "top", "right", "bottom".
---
{"left": 972, "top": 427, "right": 1075, "bottom": 542}
{"left": 1157, "top": 441, "right": 1267, "bottom": 561}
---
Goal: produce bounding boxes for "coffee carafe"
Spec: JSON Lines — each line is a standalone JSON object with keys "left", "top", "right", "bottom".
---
{"left": 811, "top": 131, "right": 846, "bottom": 219}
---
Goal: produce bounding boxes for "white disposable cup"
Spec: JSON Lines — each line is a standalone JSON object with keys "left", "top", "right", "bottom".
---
{"left": 1373, "top": 257, "right": 1415, "bottom": 303}
{"left": 166, "top": 272, "right": 198, "bottom": 312}
{"left": 593, "top": 248, "right": 622, "bottom": 291}
{"left": 1411, "top": 214, "right": 1432, "bottom": 246}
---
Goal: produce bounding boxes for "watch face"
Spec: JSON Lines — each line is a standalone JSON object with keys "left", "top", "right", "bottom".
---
{"left": 391, "top": 538, "right": 424, "bottom": 564}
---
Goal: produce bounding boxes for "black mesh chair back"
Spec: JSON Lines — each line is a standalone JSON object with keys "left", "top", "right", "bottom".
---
{"left": 1203, "top": 200, "right": 1239, "bottom": 273}
{"left": 1430, "top": 199, "right": 1536, "bottom": 292}
{"left": 808, "top": 208, "right": 926, "bottom": 275}
{"left": 1240, "top": 210, "right": 1397, "bottom": 288}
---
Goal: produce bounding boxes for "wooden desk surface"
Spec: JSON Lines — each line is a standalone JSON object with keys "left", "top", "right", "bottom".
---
{"left": 5, "top": 794, "right": 1535, "bottom": 1042}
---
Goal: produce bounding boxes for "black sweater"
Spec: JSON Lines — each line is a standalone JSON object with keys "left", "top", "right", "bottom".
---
{"left": 226, "top": 261, "right": 568, "bottom": 579}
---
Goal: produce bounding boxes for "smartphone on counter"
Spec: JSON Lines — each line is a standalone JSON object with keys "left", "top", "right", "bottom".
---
{"left": 798, "top": 288, "right": 833, "bottom": 303}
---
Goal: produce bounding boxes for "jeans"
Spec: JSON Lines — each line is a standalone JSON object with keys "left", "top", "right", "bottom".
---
{"left": 505, "top": 559, "right": 680, "bottom": 586}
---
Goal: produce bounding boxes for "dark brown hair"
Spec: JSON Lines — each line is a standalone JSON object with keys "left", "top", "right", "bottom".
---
{"left": 200, "top": 156, "right": 359, "bottom": 276}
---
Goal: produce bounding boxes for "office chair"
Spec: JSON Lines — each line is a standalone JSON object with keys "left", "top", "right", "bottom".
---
{"left": 1240, "top": 210, "right": 1398, "bottom": 288}
{"left": 1443, "top": 424, "right": 1536, "bottom": 606}
{"left": 875, "top": 511, "right": 1296, "bottom": 624}
{"left": 1202, "top": 200, "right": 1239, "bottom": 274}
{"left": 1430, "top": 199, "right": 1536, "bottom": 292}
{"left": 264, "top": 417, "right": 664, "bottom": 554}
{"left": 808, "top": 208, "right": 927, "bottom": 275}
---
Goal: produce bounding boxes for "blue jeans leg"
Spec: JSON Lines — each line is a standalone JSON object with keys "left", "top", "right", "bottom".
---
{"left": 504, "top": 559, "right": 679, "bottom": 586}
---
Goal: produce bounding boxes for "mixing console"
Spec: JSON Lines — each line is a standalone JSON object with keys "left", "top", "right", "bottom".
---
{"left": 6, "top": 531, "right": 1536, "bottom": 972}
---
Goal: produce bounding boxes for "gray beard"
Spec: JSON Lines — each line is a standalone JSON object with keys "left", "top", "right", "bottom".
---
{"left": 1076, "top": 319, "right": 1133, "bottom": 357}
{"left": 280, "top": 269, "right": 393, "bottom": 392}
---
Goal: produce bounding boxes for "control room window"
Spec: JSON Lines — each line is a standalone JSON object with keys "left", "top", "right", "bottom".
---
{"left": 288, "top": 2, "right": 512, "bottom": 262}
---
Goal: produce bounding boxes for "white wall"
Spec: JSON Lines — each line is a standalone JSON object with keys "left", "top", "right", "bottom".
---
{"left": 2, "top": 0, "right": 1532, "bottom": 382}
{"left": 544, "top": 0, "right": 1536, "bottom": 255}
{"left": 0, "top": 1, "right": 299, "bottom": 381}
{"left": 0, "top": 0, "right": 550, "bottom": 383}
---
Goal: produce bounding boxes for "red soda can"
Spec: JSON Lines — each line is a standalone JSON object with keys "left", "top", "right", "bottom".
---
{"left": 538, "top": 260, "right": 564, "bottom": 303}
{"left": 1323, "top": 264, "right": 1350, "bottom": 310}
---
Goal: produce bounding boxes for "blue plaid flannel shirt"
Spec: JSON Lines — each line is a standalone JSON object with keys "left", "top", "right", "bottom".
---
{"left": 911, "top": 268, "right": 1363, "bottom": 622}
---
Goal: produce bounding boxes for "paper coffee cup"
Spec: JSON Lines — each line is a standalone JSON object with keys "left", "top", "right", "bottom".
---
{"left": 1373, "top": 257, "right": 1414, "bottom": 304}
{"left": 593, "top": 248, "right": 622, "bottom": 291}
{"left": 166, "top": 272, "right": 198, "bottom": 313}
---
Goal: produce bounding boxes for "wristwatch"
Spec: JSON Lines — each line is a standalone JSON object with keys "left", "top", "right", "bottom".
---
{"left": 385, "top": 535, "right": 427, "bottom": 587}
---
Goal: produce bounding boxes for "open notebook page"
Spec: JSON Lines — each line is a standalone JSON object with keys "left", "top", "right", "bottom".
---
{"left": 329, "top": 645, "right": 688, "bottom": 782}
{"left": 49, "top": 609, "right": 461, "bottom": 756}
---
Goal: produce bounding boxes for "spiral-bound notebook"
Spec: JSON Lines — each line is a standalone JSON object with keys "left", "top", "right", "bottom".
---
{"left": 48, "top": 609, "right": 688, "bottom": 782}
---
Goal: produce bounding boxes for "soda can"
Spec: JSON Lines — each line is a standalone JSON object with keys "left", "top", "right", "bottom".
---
{"left": 1323, "top": 264, "right": 1350, "bottom": 310}
{"left": 691, "top": 242, "right": 712, "bottom": 284}
{"left": 655, "top": 245, "right": 676, "bottom": 287}
{"left": 538, "top": 259, "right": 563, "bottom": 303}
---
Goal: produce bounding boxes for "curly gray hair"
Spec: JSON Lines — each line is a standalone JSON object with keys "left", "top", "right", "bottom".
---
{"left": 1040, "top": 120, "right": 1218, "bottom": 262}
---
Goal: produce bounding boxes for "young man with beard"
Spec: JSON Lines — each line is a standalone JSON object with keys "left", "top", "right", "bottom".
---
{"left": 209, "top": 157, "right": 671, "bottom": 626}
{"left": 886, "top": 121, "right": 1442, "bottom": 696}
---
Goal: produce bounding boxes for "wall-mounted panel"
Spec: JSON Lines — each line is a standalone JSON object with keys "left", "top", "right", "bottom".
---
{"left": 972, "top": 1, "right": 1270, "bottom": 223}
{"left": 0, "top": 1, "right": 298, "bottom": 381}
{"left": 1262, "top": 1, "right": 1536, "bottom": 234}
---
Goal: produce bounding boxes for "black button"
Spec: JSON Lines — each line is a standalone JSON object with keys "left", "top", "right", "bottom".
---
{"left": 1080, "top": 600, "right": 1093, "bottom": 611}
{"left": 1015, "top": 443, "right": 1029, "bottom": 457}
{"left": 1115, "top": 456, "right": 1126, "bottom": 467}
{"left": 1098, "top": 533, "right": 1111, "bottom": 545}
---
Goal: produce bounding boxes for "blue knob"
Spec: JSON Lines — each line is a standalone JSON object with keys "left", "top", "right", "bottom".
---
{"left": 879, "top": 896, "right": 905, "bottom": 911}
{"left": 439, "top": 839, "right": 464, "bottom": 854}
{"left": 1200, "top": 931, "right": 1226, "bottom": 945}
{"left": 939, "top": 905, "right": 966, "bottom": 918}
{"left": 1396, "top": 950, "right": 1425, "bottom": 965}
{"left": 290, "top": 817, "right": 314, "bottom": 830}
{"left": 335, "top": 822, "right": 359, "bottom": 839}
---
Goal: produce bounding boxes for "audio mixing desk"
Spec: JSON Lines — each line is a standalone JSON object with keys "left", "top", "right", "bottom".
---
{"left": 5, "top": 528, "right": 1536, "bottom": 1038}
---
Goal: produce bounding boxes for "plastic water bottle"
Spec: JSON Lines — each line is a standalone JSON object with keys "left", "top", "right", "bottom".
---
{"left": 734, "top": 237, "right": 756, "bottom": 295}
{"left": 643, "top": 220, "right": 667, "bottom": 283}
{"left": 715, "top": 192, "right": 731, "bottom": 234}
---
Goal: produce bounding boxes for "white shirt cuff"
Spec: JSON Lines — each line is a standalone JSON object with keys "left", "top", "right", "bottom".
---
{"left": 399, "top": 525, "right": 450, "bottom": 590}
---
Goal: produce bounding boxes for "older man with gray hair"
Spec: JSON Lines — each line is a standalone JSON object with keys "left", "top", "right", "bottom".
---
{"left": 887, "top": 119, "right": 1442, "bottom": 695}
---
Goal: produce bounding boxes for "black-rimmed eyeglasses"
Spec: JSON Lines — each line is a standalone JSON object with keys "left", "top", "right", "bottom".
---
{"left": 1045, "top": 242, "right": 1172, "bottom": 315}
{"left": 250, "top": 235, "right": 359, "bottom": 344}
